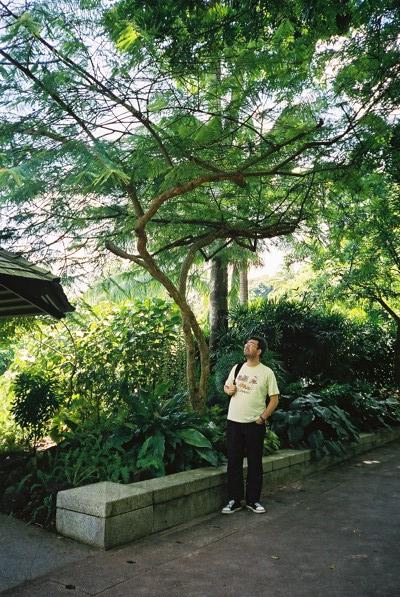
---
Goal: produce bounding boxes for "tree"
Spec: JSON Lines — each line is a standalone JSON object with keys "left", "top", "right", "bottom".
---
{"left": 293, "top": 177, "right": 400, "bottom": 384}
{"left": 1, "top": 0, "right": 397, "bottom": 408}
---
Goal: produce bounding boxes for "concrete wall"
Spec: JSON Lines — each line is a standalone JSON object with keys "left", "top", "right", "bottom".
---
{"left": 56, "top": 428, "right": 400, "bottom": 549}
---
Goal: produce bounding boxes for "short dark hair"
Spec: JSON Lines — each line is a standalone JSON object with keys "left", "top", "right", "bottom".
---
{"left": 249, "top": 336, "right": 267, "bottom": 356}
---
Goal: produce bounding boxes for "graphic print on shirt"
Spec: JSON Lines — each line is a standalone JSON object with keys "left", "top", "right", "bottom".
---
{"left": 236, "top": 373, "right": 259, "bottom": 394}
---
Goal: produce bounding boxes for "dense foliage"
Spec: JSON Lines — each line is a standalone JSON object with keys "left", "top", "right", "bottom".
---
{"left": 0, "top": 375, "right": 23, "bottom": 453}
{"left": 9, "top": 299, "right": 186, "bottom": 419}
{"left": 215, "top": 299, "right": 394, "bottom": 387}
{"left": 0, "top": 299, "right": 222, "bottom": 524}
{"left": 270, "top": 383, "right": 400, "bottom": 458}
{"left": 271, "top": 391, "right": 360, "bottom": 458}
{"left": 289, "top": 178, "right": 400, "bottom": 383}
{"left": 1, "top": 385, "right": 227, "bottom": 525}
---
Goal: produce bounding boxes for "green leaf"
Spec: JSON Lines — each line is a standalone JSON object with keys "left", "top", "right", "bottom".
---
{"left": 0, "top": 167, "right": 23, "bottom": 186}
{"left": 15, "top": 12, "right": 42, "bottom": 37}
{"left": 175, "top": 428, "right": 212, "bottom": 449}
{"left": 301, "top": 412, "right": 314, "bottom": 426}
{"left": 307, "top": 430, "right": 324, "bottom": 449}
{"left": 288, "top": 413, "right": 302, "bottom": 426}
{"left": 193, "top": 116, "right": 222, "bottom": 146}
{"left": 194, "top": 447, "right": 219, "bottom": 466}
{"left": 136, "top": 431, "right": 165, "bottom": 472}
{"left": 116, "top": 22, "right": 141, "bottom": 51}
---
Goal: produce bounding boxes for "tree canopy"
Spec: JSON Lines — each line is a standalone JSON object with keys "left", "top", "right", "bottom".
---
{"left": 0, "top": 0, "right": 399, "bottom": 406}
{"left": 292, "top": 176, "right": 400, "bottom": 382}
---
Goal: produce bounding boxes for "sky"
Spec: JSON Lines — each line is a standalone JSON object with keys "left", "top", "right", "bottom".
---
{"left": 249, "top": 245, "right": 286, "bottom": 281}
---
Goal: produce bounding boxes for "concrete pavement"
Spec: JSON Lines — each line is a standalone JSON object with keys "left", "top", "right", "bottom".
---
{"left": 1, "top": 440, "right": 400, "bottom": 596}
{"left": 0, "top": 513, "right": 93, "bottom": 593}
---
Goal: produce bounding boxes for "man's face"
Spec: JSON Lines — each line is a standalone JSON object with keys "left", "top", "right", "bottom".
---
{"left": 244, "top": 339, "right": 260, "bottom": 358}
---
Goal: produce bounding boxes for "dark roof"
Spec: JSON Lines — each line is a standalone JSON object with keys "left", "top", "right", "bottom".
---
{"left": 0, "top": 248, "right": 75, "bottom": 319}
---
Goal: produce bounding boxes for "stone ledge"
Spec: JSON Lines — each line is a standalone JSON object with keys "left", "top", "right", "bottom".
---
{"left": 56, "top": 504, "right": 153, "bottom": 547}
{"left": 57, "top": 481, "right": 152, "bottom": 518}
{"left": 132, "top": 466, "right": 227, "bottom": 504}
{"left": 56, "top": 426, "right": 400, "bottom": 549}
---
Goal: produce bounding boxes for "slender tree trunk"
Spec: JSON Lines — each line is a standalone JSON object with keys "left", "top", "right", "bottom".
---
{"left": 209, "top": 256, "right": 228, "bottom": 354}
{"left": 131, "top": 244, "right": 210, "bottom": 409}
{"left": 195, "top": 324, "right": 210, "bottom": 413}
{"left": 133, "top": 232, "right": 211, "bottom": 409}
{"left": 182, "top": 314, "right": 197, "bottom": 401}
{"left": 394, "top": 321, "right": 400, "bottom": 386}
{"left": 182, "top": 307, "right": 210, "bottom": 412}
{"left": 239, "top": 264, "right": 249, "bottom": 307}
{"left": 230, "top": 262, "right": 239, "bottom": 307}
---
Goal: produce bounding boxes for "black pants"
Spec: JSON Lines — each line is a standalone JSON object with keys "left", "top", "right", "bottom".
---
{"left": 227, "top": 420, "right": 266, "bottom": 504}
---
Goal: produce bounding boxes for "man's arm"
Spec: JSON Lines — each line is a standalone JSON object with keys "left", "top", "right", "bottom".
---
{"left": 256, "top": 394, "right": 279, "bottom": 424}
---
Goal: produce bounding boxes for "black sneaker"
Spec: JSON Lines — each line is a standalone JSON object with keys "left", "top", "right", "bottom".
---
{"left": 246, "top": 502, "right": 266, "bottom": 513}
{"left": 221, "top": 500, "right": 242, "bottom": 514}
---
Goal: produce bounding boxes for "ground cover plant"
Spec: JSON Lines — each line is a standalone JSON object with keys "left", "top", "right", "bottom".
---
{"left": 270, "top": 390, "right": 360, "bottom": 458}
{"left": 269, "top": 381, "right": 400, "bottom": 458}
{"left": 0, "top": 385, "right": 227, "bottom": 527}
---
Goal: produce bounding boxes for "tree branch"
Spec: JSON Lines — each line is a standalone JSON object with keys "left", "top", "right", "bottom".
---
{"left": 0, "top": 2, "right": 174, "bottom": 167}
{"left": 104, "top": 240, "right": 144, "bottom": 267}
{"left": 0, "top": 47, "right": 98, "bottom": 144}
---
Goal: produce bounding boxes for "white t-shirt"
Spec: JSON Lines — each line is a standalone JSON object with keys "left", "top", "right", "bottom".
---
{"left": 225, "top": 362, "right": 279, "bottom": 423}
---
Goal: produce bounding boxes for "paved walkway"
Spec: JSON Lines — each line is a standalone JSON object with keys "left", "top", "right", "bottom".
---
{"left": 0, "top": 513, "right": 93, "bottom": 593}
{"left": 1, "top": 441, "right": 400, "bottom": 597}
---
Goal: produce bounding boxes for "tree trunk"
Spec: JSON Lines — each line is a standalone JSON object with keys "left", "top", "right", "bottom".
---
{"left": 394, "top": 321, "right": 400, "bottom": 386}
{"left": 239, "top": 264, "right": 249, "bottom": 307}
{"left": 181, "top": 308, "right": 210, "bottom": 412}
{"left": 181, "top": 313, "right": 197, "bottom": 402}
{"left": 194, "top": 324, "right": 210, "bottom": 413}
{"left": 209, "top": 256, "right": 228, "bottom": 354}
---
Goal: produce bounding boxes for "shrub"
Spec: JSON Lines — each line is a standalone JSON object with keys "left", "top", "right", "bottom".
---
{"left": 270, "top": 391, "right": 360, "bottom": 458}
{"left": 70, "top": 299, "right": 186, "bottom": 408}
{"left": 122, "top": 384, "right": 226, "bottom": 477}
{"left": 1, "top": 385, "right": 227, "bottom": 527}
{"left": 264, "top": 428, "right": 280, "bottom": 453}
{"left": 11, "top": 372, "right": 59, "bottom": 448}
{"left": 0, "top": 375, "right": 25, "bottom": 453}
{"left": 218, "top": 299, "right": 393, "bottom": 386}
{"left": 319, "top": 383, "right": 400, "bottom": 431}
{"left": 10, "top": 299, "right": 187, "bottom": 422}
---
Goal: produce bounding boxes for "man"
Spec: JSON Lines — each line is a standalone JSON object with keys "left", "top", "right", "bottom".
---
{"left": 222, "top": 336, "right": 279, "bottom": 514}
